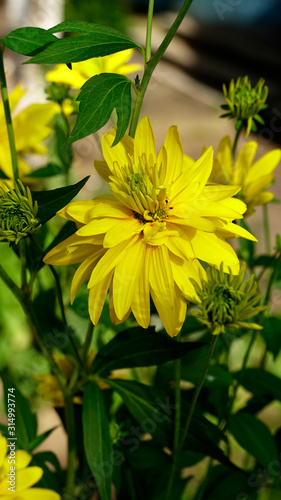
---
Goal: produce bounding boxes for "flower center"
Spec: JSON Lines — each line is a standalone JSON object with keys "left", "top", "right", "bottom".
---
{"left": 109, "top": 158, "right": 171, "bottom": 226}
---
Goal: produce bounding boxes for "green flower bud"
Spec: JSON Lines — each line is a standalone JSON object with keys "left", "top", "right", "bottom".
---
{"left": 45, "top": 82, "right": 70, "bottom": 104}
{"left": 190, "top": 263, "right": 267, "bottom": 335}
{"left": 0, "top": 181, "right": 41, "bottom": 244}
{"left": 109, "top": 420, "right": 122, "bottom": 445}
{"left": 221, "top": 76, "right": 268, "bottom": 136}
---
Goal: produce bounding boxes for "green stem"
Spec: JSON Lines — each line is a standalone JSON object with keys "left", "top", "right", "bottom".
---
{"left": 129, "top": 0, "right": 195, "bottom": 138}
{"left": 64, "top": 394, "right": 77, "bottom": 497}
{"left": 81, "top": 321, "right": 95, "bottom": 362}
{"left": 263, "top": 204, "right": 271, "bottom": 255}
{"left": 173, "top": 333, "right": 182, "bottom": 452}
{"left": 19, "top": 239, "right": 28, "bottom": 294}
{"left": 232, "top": 127, "right": 242, "bottom": 158}
{"left": 165, "top": 335, "right": 218, "bottom": 500}
{"left": 0, "top": 43, "right": 19, "bottom": 179}
{"left": 145, "top": 0, "right": 155, "bottom": 63}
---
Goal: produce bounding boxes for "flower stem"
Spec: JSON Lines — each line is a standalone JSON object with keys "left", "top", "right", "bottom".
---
{"left": 232, "top": 127, "right": 242, "bottom": 158}
{"left": 64, "top": 394, "right": 77, "bottom": 497}
{"left": 19, "top": 239, "right": 28, "bottom": 294}
{"left": 145, "top": 0, "right": 154, "bottom": 63}
{"left": 165, "top": 335, "right": 218, "bottom": 500}
{"left": 263, "top": 203, "right": 271, "bottom": 255}
{"left": 81, "top": 321, "right": 95, "bottom": 362}
{"left": 0, "top": 43, "right": 19, "bottom": 179}
{"left": 129, "top": 0, "right": 195, "bottom": 138}
{"left": 173, "top": 333, "right": 182, "bottom": 452}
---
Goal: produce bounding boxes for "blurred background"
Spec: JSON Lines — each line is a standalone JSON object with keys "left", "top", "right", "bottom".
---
{"left": 1, "top": 0, "right": 281, "bottom": 492}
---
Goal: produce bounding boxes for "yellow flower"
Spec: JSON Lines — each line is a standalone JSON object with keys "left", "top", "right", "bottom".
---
{"left": 45, "top": 49, "right": 142, "bottom": 90}
{"left": 0, "top": 433, "right": 60, "bottom": 499}
{"left": 44, "top": 117, "right": 256, "bottom": 337}
{"left": 0, "top": 84, "right": 60, "bottom": 184}
{"left": 209, "top": 136, "right": 281, "bottom": 217}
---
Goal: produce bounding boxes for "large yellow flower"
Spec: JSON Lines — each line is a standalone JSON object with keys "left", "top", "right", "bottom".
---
{"left": 44, "top": 117, "right": 255, "bottom": 336}
{"left": 0, "top": 433, "right": 60, "bottom": 499}
{"left": 45, "top": 49, "right": 142, "bottom": 90}
{"left": 0, "top": 84, "right": 60, "bottom": 183}
{"left": 209, "top": 136, "right": 281, "bottom": 217}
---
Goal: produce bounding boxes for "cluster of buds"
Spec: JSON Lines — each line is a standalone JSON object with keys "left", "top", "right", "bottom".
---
{"left": 0, "top": 181, "right": 41, "bottom": 244}
{"left": 221, "top": 76, "right": 268, "bottom": 136}
{"left": 190, "top": 263, "right": 267, "bottom": 335}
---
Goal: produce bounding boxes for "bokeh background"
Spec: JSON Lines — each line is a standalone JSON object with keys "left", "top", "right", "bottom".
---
{"left": 1, "top": 0, "right": 281, "bottom": 495}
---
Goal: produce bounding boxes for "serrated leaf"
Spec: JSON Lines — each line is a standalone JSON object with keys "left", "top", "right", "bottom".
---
{"left": 229, "top": 411, "right": 278, "bottom": 469}
{"left": 83, "top": 382, "right": 113, "bottom": 500}
{"left": 26, "top": 24, "right": 142, "bottom": 64}
{"left": 67, "top": 73, "right": 131, "bottom": 146}
{"left": 91, "top": 327, "right": 205, "bottom": 375}
{"left": 1, "top": 27, "right": 57, "bottom": 56}
{"left": 31, "top": 175, "right": 89, "bottom": 224}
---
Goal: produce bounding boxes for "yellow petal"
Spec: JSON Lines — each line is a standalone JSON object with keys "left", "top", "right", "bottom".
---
{"left": 44, "top": 234, "right": 95, "bottom": 265}
{"left": 134, "top": 116, "right": 157, "bottom": 167}
{"left": 113, "top": 237, "right": 146, "bottom": 319}
{"left": 70, "top": 249, "right": 105, "bottom": 302}
{"left": 131, "top": 251, "right": 150, "bottom": 329}
{"left": 76, "top": 218, "right": 118, "bottom": 237}
{"left": 4, "top": 488, "right": 61, "bottom": 500}
{"left": 190, "top": 231, "right": 240, "bottom": 273}
{"left": 244, "top": 174, "right": 274, "bottom": 199}
{"left": 0, "top": 434, "right": 7, "bottom": 467}
{"left": 103, "top": 218, "right": 143, "bottom": 248}
{"left": 59, "top": 200, "right": 97, "bottom": 223}
{"left": 94, "top": 160, "right": 112, "bottom": 182}
{"left": 214, "top": 221, "right": 257, "bottom": 241}
{"left": 170, "top": 253, "right": 204, "bottom": 301}
{"left": 0, "top": 467, "right": 42, "bottom": 495}
{"left": 88, "top": 269, "right": 114, "bottom": 324}
{"left": 88, "top": 236, "right": 138, "bottom": 287}
{"left": 233, "top": 141, "right": 257, "bottom": 185}
{"left": 101, "top": 132, "right": 128, "bottom": 174}
{"left": 245, "top": 149, "right": 281, "bottom": 184}
{"left": 15, "top": 450, "right": 32, "bottom": 470}
{"left": 163, "top": 125, "right": 183, "bottom": 184}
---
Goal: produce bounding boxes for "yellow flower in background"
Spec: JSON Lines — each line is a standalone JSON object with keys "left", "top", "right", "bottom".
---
{"left": 209, "top": 136, "right": 281, "bottom": 217}
{"left": 44, "top": 117, "right": 255, "bottom": 337}
{"left": 0, "top": 434, "right": 60, "bottom": 499}
{"left": 34, "top": 352, "right": 128, "bottom": 406}
{"left": 45, "top": 49, "right": 142, "bottom": 90}
{"left": 0, "top": 84, "right": 60, "bottom": 184}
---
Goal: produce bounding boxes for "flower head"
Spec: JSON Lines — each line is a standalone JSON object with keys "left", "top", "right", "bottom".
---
{"left": 44, "top": 117, "right": 256, "bottom": 337}
{"left": 0, "top": 84, "right": 60, "bottom": 184}
{"left": 45, "top": 49, "right": 142, "bottom": 90}
{"left": 0, "top": 433, "right": 60, "bottom": 499}
{"left": 221, "top": 76, "right": 268, "bottom": 136}
{"left": 0, "top": 181, "right": 41, "bottom": 243}
{"left": 209, "top": 136, "right": 281, "bottom": 217}
{"left": 190, "top": 263, "right": 267, "bottom": 335}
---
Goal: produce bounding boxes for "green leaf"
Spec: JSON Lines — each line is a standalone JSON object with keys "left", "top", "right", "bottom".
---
{"left": 229, "top": 411, "right": 279, "bottom": 469}
{"left": 104, "top": 379, "right": 171, "bottom": 445}
{"left": 195, "top": 465, "right": 257, "bottom": 500}
{"left": 67, "top": 73, "right": 132, "bottom": 146}
{"left": 27, "top": 163, "right": 67, "bottom": 178}
{"left": 253, "top": 254, "right": 276, "bottom": 268}
{"left": 1, "top": 375, "right": 37, "bottom": 449}
{"left": 27, "top": 427, "right": 57, "bottom": 452}
{"left": 91, "top": 327, "right": 205, "bottom": 375}
{"left": 261, "top": 317, "right": 281, "bottom": 359}
{"left": 1, "top": 27, "right": 57, "bottom": 56}
{"left": 32, "top": 176, "right": 89, "bottom": 224}
{"left": 155, "top": 345, "right": 233, "bottom": 389}
{"left": 83, "top": 382, "right": 113, "bottom": 500}
{"left": 26, "top": 24, "right": 142, "bottom": 65}
{"left": 234, "top": 368, "right": 281, "bottom": 401}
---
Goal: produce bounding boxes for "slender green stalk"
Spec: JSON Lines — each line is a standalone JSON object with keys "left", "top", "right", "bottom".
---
{"left": 19, "top": 239, "right": 28, "bottom": 294}
{"left": 145, "top": 0, "right": 155, "bottom": 63}
{"left": 129, "top": 0, "right": 195, "bottom": 137}
{"left": 173, "top": 333, "right": 182, "bottom": 453}
{"left": 81, "top": 321, "right": 95, "bottom": 362}
{"left": 0, "top": 43, "right": 19, "bottom": 179}
{"left": 165, "top": 335, "right": 218, "bottom": 500}
{"left": 232, "top": 127, "right": 242, "bottom": 158}
{"left": 263, "top": 204, "right": 271, "bottom": 254}
{"left": 265, "top": 252, "right": 281, "bottom": 304}
{"left": 64, "top": 394, "right": 77, "bottom": 497}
